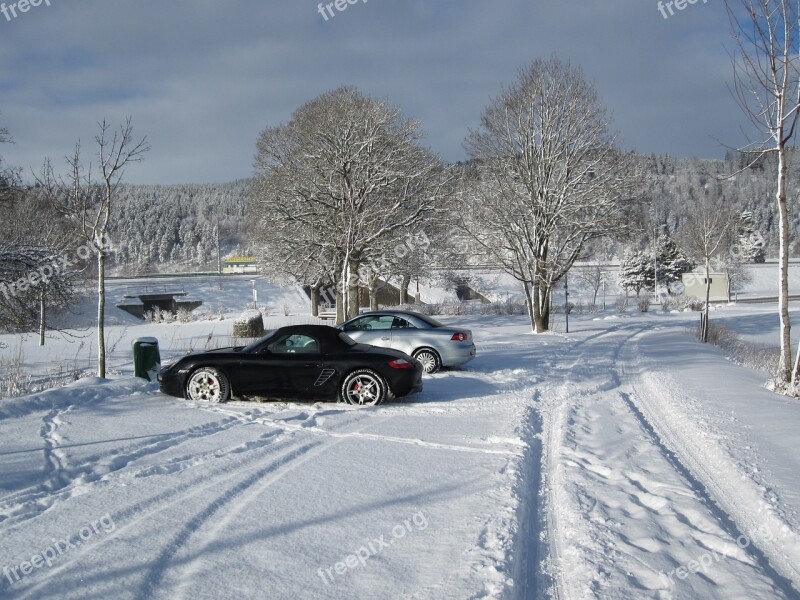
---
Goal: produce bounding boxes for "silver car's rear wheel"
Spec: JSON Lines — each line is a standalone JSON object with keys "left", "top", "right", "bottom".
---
{"left": 186, "top": 367, "right": 230, "bottom": 403}
{"left": 413, "top": 348, "right": 441, "bottom": 374}
{"left": 340, "top": 369, "right": 387, "bottom": 406}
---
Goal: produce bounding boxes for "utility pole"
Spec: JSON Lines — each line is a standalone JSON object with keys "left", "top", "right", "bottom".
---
{"left": 565, "top": 273, "right": 569, "bottom": 334}
{"left": 653, "top": 229, "right": 658, "bottom": 302}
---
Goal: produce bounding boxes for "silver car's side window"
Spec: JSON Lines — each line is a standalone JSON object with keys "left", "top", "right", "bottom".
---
{"left": 344, "top": 317, "right": 376, "bottom": 331}
{"left": 392, "top": 317, "right": 415, "bottom": 329}
{"left": 359, "top": 316, "right": 393, "bottom": 330}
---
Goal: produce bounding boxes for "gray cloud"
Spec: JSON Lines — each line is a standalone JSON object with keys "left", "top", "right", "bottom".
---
{"left": 0, "top": 0, "right": 750, "bottom": 183}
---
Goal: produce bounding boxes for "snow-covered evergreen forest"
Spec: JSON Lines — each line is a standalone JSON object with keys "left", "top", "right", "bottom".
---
{"left": 644, "top": 152, "right": 800, "bottom": 256}
{"left": 107, "top": 180, "right": 252, "bottom": 274}
{"left": 94, "top": 152, "right": 799, "bottom": 277}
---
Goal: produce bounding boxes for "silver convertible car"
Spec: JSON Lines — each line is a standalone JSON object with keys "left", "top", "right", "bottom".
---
{"left": 339, "top": 310, "right": 476, "bottom": 374}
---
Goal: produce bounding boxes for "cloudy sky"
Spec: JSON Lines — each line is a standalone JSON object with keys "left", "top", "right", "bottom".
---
{"left": 1, "top": 0, "right": 743, "bottom": 184}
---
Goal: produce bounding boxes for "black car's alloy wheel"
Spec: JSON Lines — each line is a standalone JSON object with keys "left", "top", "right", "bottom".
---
{"left": 340, "top": 369, "right": 387, "bottom": 406}
{"left": 186, "top": 367, "right": 231, "bottom": 403}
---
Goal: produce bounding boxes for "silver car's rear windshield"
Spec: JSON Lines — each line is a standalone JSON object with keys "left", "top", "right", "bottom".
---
{"left": 414, "top": 314, "right": 445, "bottom": 328}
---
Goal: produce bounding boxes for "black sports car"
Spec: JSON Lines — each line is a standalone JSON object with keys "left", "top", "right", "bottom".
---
{"left": 157, "top": 324, "right": 423, "bottom": 406}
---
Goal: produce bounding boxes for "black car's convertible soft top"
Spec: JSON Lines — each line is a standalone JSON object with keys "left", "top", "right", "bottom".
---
{"left": 158, "top": 324, "right": 423, "bottom": 406}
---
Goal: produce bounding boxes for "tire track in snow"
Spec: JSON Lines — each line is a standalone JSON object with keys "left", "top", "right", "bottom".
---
{"left": 619, "top": 390, "right": 796, "bottom": 598}
{"left": 136, "top": 411, "right": 398, "bottom": 600}
{"left": 201, "top": 403, "right": 516, "bottom": 456}
{"left": 133, "top": 438, "right": 326, "bottom": 600}
{"left": 10, "top": 403, "right": 394, "bottom": 598}
{"left": 1, "top": 400, "right": 378, "bottom": 533}
{"left": 0, "top": 413, "right": 255, "bottom": 527}
{"left": 542, "top": 320, "right": 791, "bottom": 598}
{"left": 620, "top": 327, "right": 800, "bottom": 597}
{"left": 11, "top": 431, "right": 307, "bottom": 600}
{"left": 536, "top": 322, "right": 641, "bottom": 600}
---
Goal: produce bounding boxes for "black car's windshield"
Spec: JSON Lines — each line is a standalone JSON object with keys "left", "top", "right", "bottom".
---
{"left": 242, "top": 330, "right": 279, "bottom": 353}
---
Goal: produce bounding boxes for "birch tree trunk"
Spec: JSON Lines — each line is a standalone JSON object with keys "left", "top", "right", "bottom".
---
{"left": 39, "top": 287, "right": 45, "bottom": 347}
{"left": 97, "top": 249, "right": 106, "bottom": 378}
{"left": 778, "top": 148, "right": 792, "bottom": 381}
{"left": 724, "top": 0, "right": 799, "bottom": 385}
{"left": 702, "top": 257, "right": 711, "bottom": 343}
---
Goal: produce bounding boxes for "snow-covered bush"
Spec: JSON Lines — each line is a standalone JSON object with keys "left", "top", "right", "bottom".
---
{"left": 0, "top": 352, "right": 34, "bottom": 399}
{"left": 616, "top": 295, "right": 628, "bottom": 313}
{"left": 416, "top": 302, "right": 440, "bottom": 316}
{"left": 144, "top": 308, "right": 177, "bottom": 323}
{"left": 478, "top": 300, "right": 527, "bottom": 316}
{"left": 637, "top": 296, "right": 650, "bottom": 313}
{"left": 233, "top": 309, "right": 264, "bottom": 338}
{"left": 700, "top": 321, "right": 782, "bottom": 387}
{"left": 661, "top": 294, "right": 703, "bottom": 312}
{"left": 1, "top": 372, "right": 33, "bottom": 398}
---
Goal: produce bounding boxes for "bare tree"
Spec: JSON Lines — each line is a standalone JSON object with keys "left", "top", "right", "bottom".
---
{"left": 252, "top": 87, "right": 452, "bottom": 321}
{"left": 462, "top": 57, "right": 643, "bottom": 332}
{"left": 576, "top": 263, "right": 607, "bottom": 310}
{"left": 39, "top": 119, "right": 149, "bottom": 377}
{"left": 248, "top": 187, "right": 336, "bottom": 316}
{"left": 1, "top": 123, "right": 84, "bottom": 338}
{"left": 1, "top": 120, "right": 21, "bottom": 205}
{"left": 0, "top": 191, "right": 85, "bottom": 342}
{"left": 681, "top": 196, "right": 738, "bottom": 342}
{"left": 724, "top": 0, "right": 800, "bottom": 382}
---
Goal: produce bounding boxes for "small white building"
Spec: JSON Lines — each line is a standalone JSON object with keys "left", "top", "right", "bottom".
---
{"left": 223, "top": 256, "right": 259, "bottom": 275}
{"left": 681, "top": 272, "right": 730, "bottom": 302}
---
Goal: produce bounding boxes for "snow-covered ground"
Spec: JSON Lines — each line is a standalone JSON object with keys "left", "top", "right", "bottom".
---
{"left": 2, "top": 273, "right": 800, "bottom": 598}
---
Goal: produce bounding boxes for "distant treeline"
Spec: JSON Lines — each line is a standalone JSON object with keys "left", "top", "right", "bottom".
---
{"left": 108, "top": 179, "right": 251, "bottom": 275}
{"left": 105, "top": 152, "right": 800, "bottom": 275}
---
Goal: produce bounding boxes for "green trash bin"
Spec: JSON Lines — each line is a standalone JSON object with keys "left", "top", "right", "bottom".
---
{"left": 133, "top": 337, "right": 161, "bottom": 381}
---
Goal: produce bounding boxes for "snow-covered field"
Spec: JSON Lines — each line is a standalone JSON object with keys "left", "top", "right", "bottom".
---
{"left": 2, "top": 274, "right": 800, "bottom": 598}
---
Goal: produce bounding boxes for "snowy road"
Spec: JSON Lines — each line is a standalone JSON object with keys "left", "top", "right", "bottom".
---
{"left": 536, "top": 318, "right": 800, "bottom": 599}
{"left": 1, "top": 313, "right": 800, "bottom": 599}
